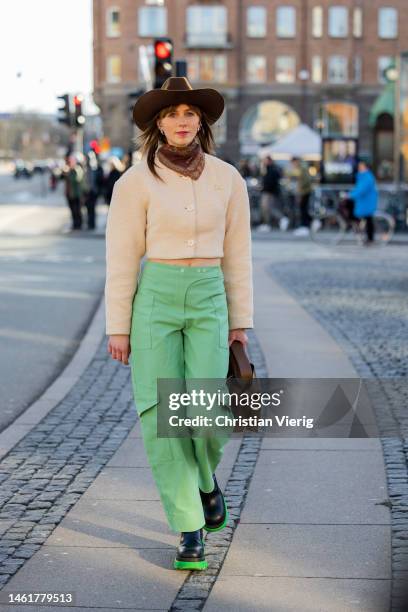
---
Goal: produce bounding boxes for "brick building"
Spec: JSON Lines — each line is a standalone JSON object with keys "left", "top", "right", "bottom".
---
{"left": 93, "top": 0, "right": 407, "bottom": 171}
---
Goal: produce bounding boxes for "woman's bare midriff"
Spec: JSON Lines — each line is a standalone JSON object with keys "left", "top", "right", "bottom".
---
{"left": 147, "top": 257, "right": 221, "bottom": 267}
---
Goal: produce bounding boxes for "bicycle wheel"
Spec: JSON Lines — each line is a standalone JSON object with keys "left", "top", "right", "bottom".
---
{"left": 373, "top": 212, "right": 395, "bottom": 245}
{"left": 310, "top": 214, "right": 347, "bottom": 246}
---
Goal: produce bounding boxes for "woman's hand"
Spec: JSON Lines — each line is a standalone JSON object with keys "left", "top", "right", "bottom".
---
{"left": 228, "top": 328, "right": 248, "bottom": 347}
{"left": 107, "top": 334, "right": 131, "bottom": 365}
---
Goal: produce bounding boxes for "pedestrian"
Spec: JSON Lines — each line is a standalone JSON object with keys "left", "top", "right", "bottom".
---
{"left": 258, "top": 155, "right": 289, "bottom": 232}
{"left": 49, "top": 164, "right": 59, "bottom": 191}
{"left": 105, "top": 76, "right": 253, "bottom": 571}
{"left": 63, "top": 155, "right": 85, "bottom": 231}
{"left": 348, "top": 159, "right": 377, "bottom": 245}
{"left": 83, "top": 151, "right": 103, "bottom": 230}
{"left": 249, "top": 159, "right": 260, "bottom": 177}
{"left": 238, "top": 158, "right": 252, "bottom": 178}
{"left": 104, "top": 156, "right": 125, "bottom": 205}
{"left": 291, "top": 156, "right": 312, "bottom": 236}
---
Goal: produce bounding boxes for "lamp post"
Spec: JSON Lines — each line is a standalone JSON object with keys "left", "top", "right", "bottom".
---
{"left": 299, "top": 0, "right": 309, "bottom": 124}
{"left": 385, "top": 58, "right": 401, "bottom": 190}
{"left": 298, "top": 70, "right": 310, "bottom": 123}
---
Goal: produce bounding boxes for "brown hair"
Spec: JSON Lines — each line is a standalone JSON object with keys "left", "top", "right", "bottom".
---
{"left": 134, "top": 103, "right": 216, "bottom": 181}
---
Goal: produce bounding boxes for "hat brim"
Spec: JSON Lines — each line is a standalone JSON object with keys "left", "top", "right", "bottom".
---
{"left": 132, "top": 88, "right": 225, "bottom": 131}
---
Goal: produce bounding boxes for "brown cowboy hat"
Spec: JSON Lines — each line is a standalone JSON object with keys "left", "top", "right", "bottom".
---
{"left": 132, "top": 76, "right": 225, "bottom": 131}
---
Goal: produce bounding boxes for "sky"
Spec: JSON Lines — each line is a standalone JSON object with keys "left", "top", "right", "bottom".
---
{"left": 0, "top": 0, "right": 95, "bottom": 115}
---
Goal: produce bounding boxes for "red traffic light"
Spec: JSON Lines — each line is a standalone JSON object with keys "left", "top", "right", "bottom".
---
{"left": 89, "top": 140, "right": 101, "bottom": 154}
{"left": 155, "top": 40, "right": 172, "bottom": 59}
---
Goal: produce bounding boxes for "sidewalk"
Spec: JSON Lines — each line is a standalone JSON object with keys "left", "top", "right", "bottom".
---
{"left": 0, "top": 240, "right": 391, "bottom": 611}
{"left": 203, "top": 249, "right": 391, "bottom": 611}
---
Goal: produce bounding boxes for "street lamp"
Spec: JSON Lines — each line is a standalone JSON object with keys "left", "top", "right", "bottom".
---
{"left": 298, "top": 69, "right": 310, "bottom": 123}
{"left": 384, "top": 64, "right": 398, "bottom": 84}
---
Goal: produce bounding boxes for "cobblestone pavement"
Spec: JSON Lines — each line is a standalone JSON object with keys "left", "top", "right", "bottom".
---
{"left": 267, "top": 246, "right": 408, "bottom": 612}
{"left": 0, "top": 325, "right": 268, "bottom": 611}
{"left": 0, "top": 351, "right": 136, "bottom": 589}
{"left": 169, "top": 334, "right": 267, "bottom": 611}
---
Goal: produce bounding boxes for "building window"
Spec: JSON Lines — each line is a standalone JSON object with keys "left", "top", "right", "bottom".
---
{"left": 276, "top": 56, "right": 296, "bottom": 83}
{"left": 378, "top": 56, "right": 394, "bottom": 83}
{"left": 201, "top": 56, "right": 214, "bottom": 81}
{"left": 276, "top": 6, "right": 296, "bottom": 38}
{"left": 138, "top": 6, "right": 167, "bottom": 37}
{"left": 246, "top": 55, "right": 267, "bottom": 83}
{"left": 312, "top": 56, "right": 322, "bottom": 83}
{"left": 353, "top": 56, "right": 362, "bottom": 83}
{"left": 353, "top": 8, "right": 363, "bottom": 37}
{"left": 106, "top": 7, "right": 120, "bottom": 37}
{"left": 247, "top": 6, "right": 267, "bottom": 37}
{"left": 187, "top": 55, "right": 200, "bottom": 81}
{"left": 186, "top": 6, "right": 227, "bottom": 46}
{"left": 328, "top": 6, "right": 348, "bottom": 38}
{"left": 107, "top": 55, "right": 121, "bottom": 83}
{"left": 214, "top": 55, "right": 227, "bottom": 82}
{"left": 328, "top": 56, "right": 348, "bottom": 83}
{"left": 187, "top": 54, "right": 227, "bottom": 82}
{"left": 312, "top": 6, "right": 323, "bottom": 38}
{"left": 378, "top": 8, "right": 398, "bottom": 39}
{"left": 318, "top": 102, "right": 359, "bottom": 137}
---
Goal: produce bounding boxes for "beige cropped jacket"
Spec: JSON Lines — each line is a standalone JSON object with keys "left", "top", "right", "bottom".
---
{"left": 105, "top": 151, "right": 253, "bottom": 335}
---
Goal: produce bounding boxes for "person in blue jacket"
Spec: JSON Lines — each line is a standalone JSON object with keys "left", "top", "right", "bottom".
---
{"left": 349, "top": 159, "right": 378, "bottom": 244}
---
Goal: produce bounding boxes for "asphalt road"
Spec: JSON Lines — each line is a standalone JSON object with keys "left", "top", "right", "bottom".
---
{"left": 0, "top": 172, "right": 107, "bottom": 432}
{"left": 0, "top": 172, "right": 54, "bottom": 205}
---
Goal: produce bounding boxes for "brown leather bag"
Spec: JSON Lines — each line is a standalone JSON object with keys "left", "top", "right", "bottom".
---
{"left": 226, "top": 340, "right": 258, "bottom": 432}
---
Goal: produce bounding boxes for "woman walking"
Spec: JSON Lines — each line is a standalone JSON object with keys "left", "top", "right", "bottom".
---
{"left": 349, "top": 159, "right": 378, "bottom": 245}
{"left": 105, "top": 77, "right": 253, "bottom": 570}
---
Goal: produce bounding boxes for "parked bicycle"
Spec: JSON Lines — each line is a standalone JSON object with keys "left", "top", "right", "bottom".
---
{"left": 310, "top": 189, "right": 395, "bottom": 246}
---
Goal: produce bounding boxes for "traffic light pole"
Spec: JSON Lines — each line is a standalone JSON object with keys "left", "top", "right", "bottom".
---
{"left": 57, "top": 92, "right": 86, "bottom": 155}
{"left": 75, "top": 128, "right": 84, "bottom": 155}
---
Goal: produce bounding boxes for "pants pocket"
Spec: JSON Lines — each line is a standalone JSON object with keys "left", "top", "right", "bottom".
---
{"left": 139, "top": 404, "right": 174, "bottom": 465}
{"left": 211, "top": 293, "right": 229, "bottom": 349}
{"left": 131, "top": 291, "right": 155, "bottom": 349}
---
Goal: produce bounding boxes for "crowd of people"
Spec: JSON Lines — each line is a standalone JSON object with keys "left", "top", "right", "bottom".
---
{"left": 238, "top": 155, "right": 314, "bottom": 236}
{"left": 61, "top": 152, "right": 130, "bottom": 231}
{"left": 60, "top": 148, "right": 377, "bottom": 244}
{"left": 237, "top": 155, "right": 378, "bottom": 245}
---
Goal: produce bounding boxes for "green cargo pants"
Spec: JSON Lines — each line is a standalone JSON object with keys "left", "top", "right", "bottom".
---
{"left": 129, "top": 261, "right": 232, "bottom": 533}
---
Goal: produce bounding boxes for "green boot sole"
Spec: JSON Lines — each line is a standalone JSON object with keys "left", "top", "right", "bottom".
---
{"left": 173, "top": 559, "right": 208, "bottom": 570}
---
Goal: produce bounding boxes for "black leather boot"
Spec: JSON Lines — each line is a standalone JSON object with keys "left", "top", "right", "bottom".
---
{"left": 199, "top": 474, "right": 229, "bottom": 532}
{"left": 173, "top": 528, "right": 207, "bottom": 570}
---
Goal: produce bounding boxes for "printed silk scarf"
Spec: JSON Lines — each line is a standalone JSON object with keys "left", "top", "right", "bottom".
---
{"left": 156, "top": 140, "right": 205, "bottom": 180}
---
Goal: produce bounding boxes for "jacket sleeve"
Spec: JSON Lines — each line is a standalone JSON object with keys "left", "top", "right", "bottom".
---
{"left": 221, "top": 169, "right": 254, "bottom": 330}
{"left": 105, "top": 169, "right": 148, "bottom": 335}
{"left": 350, "top": 173, "right": 371, "bottom": 200}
